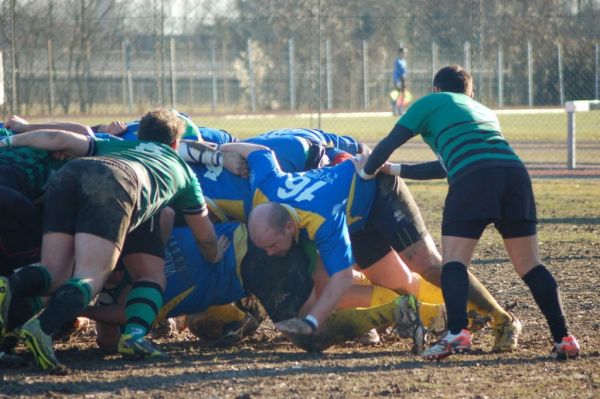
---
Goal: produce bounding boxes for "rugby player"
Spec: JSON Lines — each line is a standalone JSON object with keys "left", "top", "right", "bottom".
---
{"left": 0, "top": 109, "right": 223, "bottom": 371}
{"left": 215, "top": 141, "right": 519, "bottom": 355}
{"left": 362, "top": 65, "right": 579, "bottom": 360}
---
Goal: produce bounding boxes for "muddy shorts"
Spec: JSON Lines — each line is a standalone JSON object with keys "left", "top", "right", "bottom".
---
{"left": 43, "top": 158, "right": 138, "bottom": 250}
{"left": 241, "top": 239, "right": 313, "bottom": 323}
{"left": 120, "top": 215, "right": 164, "bottom": 258}
{"left": 351, "top": 174, "right": 429, "bottom": 268}
{"left": 442, "top": 166, "right": 537, "bottom": 239}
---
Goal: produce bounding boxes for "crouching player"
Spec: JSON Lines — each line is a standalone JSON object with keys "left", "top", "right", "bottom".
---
{"left": 86, "top": 221, "right": 447, "bottom": 354}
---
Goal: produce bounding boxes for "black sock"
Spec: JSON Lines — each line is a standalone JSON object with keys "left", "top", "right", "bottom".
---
{"left": 522, "top": 265, "right": 568, "bottom": 343}
{"left": 441, "top": 261, "right": 469, "bottom": 334}
{"left": 7, "top": 296, "right": 43, "bottom": 331}
{"left": 9, "top": 264, "right": 52, "bottom": 296}
{"left": 38, "top": 278, "right": 91, "bottom": 337}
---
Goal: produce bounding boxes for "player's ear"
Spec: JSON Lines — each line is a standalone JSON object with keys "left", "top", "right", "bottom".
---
{"left": 432, "top": 86, "right": 440, "bottom": 93}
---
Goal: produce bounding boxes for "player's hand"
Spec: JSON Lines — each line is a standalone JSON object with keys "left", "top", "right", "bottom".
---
{"left": 223, "top": 152, "right": 249, "bottom": 178}
{"left": 276, "top": 318, "right": 314, "bottom": 336}
{"left": 213, "top": 235, "right": 230, "bottom": 262}
{"left": 5, "top": 115, "right": 29, "bottom": 133}
{"left": 97, "top": 121, "right": 127, "bottom": 135}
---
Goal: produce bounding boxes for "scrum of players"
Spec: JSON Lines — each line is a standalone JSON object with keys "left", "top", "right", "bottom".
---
{"left": 0, "top": 67, "right": 579, "bottom": 373}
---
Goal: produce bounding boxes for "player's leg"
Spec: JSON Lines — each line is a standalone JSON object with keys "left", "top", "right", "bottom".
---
{"left": 496, "top": 166, "right": 579, "bottom": 360}
{"left": 118, "top": 217, "right": 167, "bottom": 358}
{"left": 374, "top": 174, "right": 517, "bottom": 349}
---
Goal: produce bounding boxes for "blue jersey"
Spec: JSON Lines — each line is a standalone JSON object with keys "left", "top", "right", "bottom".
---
{"left": 253, "top": 128, "right": 361, "bottom": 160}
{"left": 191, "top": 135, "right": 319, "bottom": 221}
{"left": 245, "top": 134, "right": 311, "bottom": 172}
{"left": 393, "top": 58, "right": 407, "bottom": 85}
{"left": 158, "top": 222, "right": 247, "bottom": 319}
{"left": 189, "top": 163, "right": 252, "bottom": 222}
{"left": 248, "top": 150, "right": 376, "bottom": 276}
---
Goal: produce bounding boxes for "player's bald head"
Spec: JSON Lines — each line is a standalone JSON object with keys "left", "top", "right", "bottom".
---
{"left": 248, "top": 202, "right": 295, "bottom": 256}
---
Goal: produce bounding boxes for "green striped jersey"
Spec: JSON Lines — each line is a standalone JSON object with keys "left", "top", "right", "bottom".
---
{"left": 398, "top": 92, "right": 523, "bottom": 180}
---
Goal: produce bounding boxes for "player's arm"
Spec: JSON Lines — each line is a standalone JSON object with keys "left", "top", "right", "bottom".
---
{"left": 381, "top": 160, "right": 447, "bottom": 180}
{"left": 184, "top": 211, "right": 229, "bottom": 263}
{"left": 179, "top": 139, "right": 249, "bottom": 178}
{"left": 5, "top": 114, "right": 93, "bottom": 136}
{"left": 361, "top": 124, "right": 414, "bottom": 178}
{"left": 220, "top": 142, "right": 270, "bottom": 160}
{"left": 0, "top": 129, "right": 92, "bottom": 156}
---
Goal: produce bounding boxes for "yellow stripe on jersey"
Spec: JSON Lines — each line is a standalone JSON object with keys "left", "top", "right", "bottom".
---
{"left": 205, "top": 197, "right": 229, "bottom": 222}
{"left": 233, "top": 223, "right": 249, "bottom": 285}
{"left": 345, "top": 174, "right": 363, "bottom": 226}
{"left": 155, "top": 286, "right": 195, "bottom": 322}
{"left": 216, "top": 199, "right": 247, "bottom": 221}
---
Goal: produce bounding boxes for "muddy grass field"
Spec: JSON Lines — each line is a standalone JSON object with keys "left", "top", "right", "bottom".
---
{"left": 1, "top": 178, "right": 599, "bottom": 398}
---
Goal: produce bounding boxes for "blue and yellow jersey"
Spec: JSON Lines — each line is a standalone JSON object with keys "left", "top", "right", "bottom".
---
{"left": 189, "top": 163, "right": 252, "bottom": 222}
{"left": 198, "top": 126, "right": 238, "bottom": 145}
{"left": 189, "top": 134, "right": 320, "bottom": 221}
{"left": 248, "top": 150, "right": 376, "bottom": 276}
{"left": 245, "top": 134, "right": 312, "bottom": 172}
{"left": 252, "top": 128, "right": 361, "bottom": 160}
{"left": 158, "top": 222, "right": 248, "bottom": 319}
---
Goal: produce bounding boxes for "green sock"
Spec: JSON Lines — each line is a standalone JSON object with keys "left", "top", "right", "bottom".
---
{"left": 38, "top": 278, "right": 92, "bottom": 336}
{"left": 123, "top": 281, "right": 163, "bottom": 338}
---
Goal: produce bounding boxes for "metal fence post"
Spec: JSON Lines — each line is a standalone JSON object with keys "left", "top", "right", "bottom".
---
{"left": 48, "top": 40, "right": 55, "bottom": 115}
{"left": 247, "top": 39, "right": 257, "bottom": 112}
{"left": 595, "top": 43, "right": 598, "bottom": 99}
{"left": 557, "top": 42, "right": 564, "bottom": 105}
{"left": 211, "top": 41, "right": 218, "bottom": 113}
{"left": 464, "top": 41, "right": 471, "bottom": 72}
{"left": 527, "top": 40, "right": 533, "bottom": 106}
{"left": 566, "top": 102, "right": 576, "bottom": 169}
{"left": 289, "top": 38, "right": 295, "bottom": 111}
{"left": 363, "top": 40, "right": 369, "bottom": 110}
{"left": 326, "top": 38, "right": 332, "bottom": 110}
{"left": 498, "top": 45, "right": 503, "bottom": 107}
{"left": 170, "top": 38, "right": 177, "bottom": 107}
{"left": 0, "top": 51, "right": 4, "bottom": 111}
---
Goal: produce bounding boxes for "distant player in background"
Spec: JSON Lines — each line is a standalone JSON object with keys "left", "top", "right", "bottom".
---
{"left": 392, "top": 47, "right": 408, "bottom": 116}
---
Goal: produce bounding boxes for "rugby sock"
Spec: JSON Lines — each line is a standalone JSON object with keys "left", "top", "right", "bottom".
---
{"left": 8, "top": 264, "right": 52, "bottom": 296}
{"left": 522, "top": 265, "right": 568, "bottom": 343}
{"left": 369, "top": 285, "right": 400, "bottom": 307}
{"left": 123, "top": 281, "right": 163, "bottom": 338}
{"left": 441, "top": 262, "right": 469, "bottom": 334}
{"left": 6, "top": 296, "right": 43, "bottom": 331}
{"left": 415, "top": 274, "right": 445, "bottom": 304}
{"left": 466, "top": 271, "right": 512, "bottom": 328}
{"left": 38, "top": 278, "right": 92, "bottom": 336}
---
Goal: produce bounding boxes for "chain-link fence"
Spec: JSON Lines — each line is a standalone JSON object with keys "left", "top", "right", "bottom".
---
{"left": 1, "top": 0, "right": 599, "bottom": 169}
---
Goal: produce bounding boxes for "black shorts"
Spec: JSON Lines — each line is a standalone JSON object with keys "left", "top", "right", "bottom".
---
{"left": 241, "top": 239, "right": 313, "bottom": 323}
{"left": 442, "top": 166, "right": 537, "bottom": 239}
{"left": 351, "top": 174, "right": 429, "bottom": 268}
{"left": 121, "top": 215, "right": 164, "bottom": 258}
{"left": 43, "top": 158, "right": 138, "bottom": 249}
{"left": 0, "top": 184, "right": 42, "bottom": 275}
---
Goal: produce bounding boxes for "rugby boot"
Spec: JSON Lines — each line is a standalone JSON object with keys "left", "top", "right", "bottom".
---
{"left": 393, "top": 295, "right": 427, "bottom": 354}
{"left": 118, "top": 333, "right": 167, "bottom": 359}
{"left": 492, "top": 313, "right": 522, "bottom": 352}
{"left": 554, "top": 334, "right": 580, "bottom": 360}
{"left": 422, "top": 329, "right": 472, "bottom": 361}
{"left": 20, "top": 318, "right": 66, "bottom": 372}
{"left": 358, "top": 328, "right": 381, "bottom": 345}
{"left": 0, "top": 276, "right": 10, "bottom": 337}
